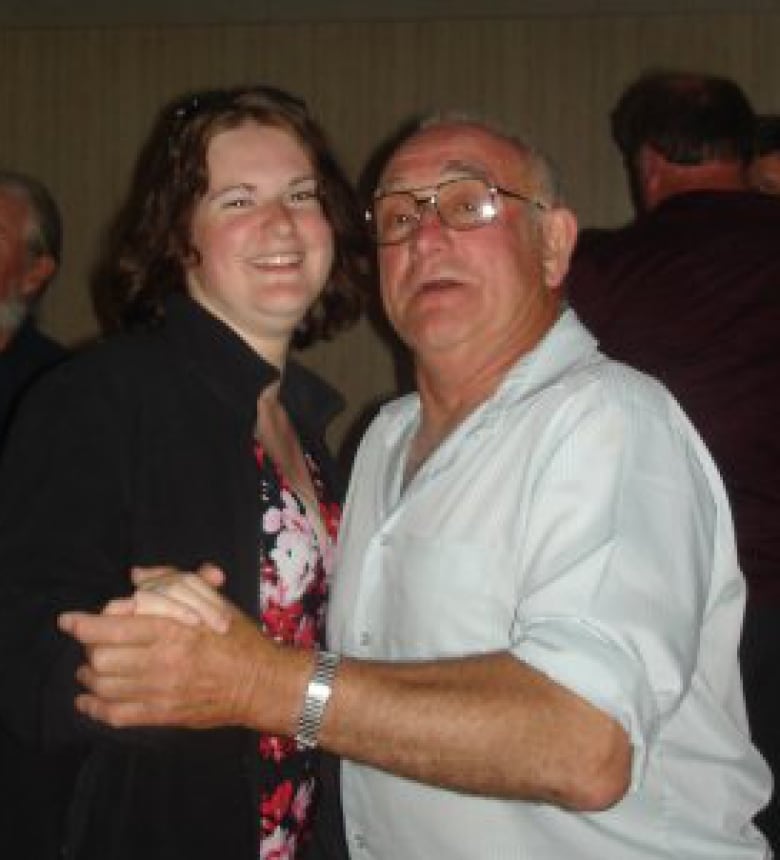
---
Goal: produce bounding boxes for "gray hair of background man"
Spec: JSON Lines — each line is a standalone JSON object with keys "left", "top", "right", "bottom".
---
{"left": 0, "top": 170, "right": 62, "bottom": 271}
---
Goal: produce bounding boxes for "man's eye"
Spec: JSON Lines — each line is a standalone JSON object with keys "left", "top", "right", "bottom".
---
{"left": 450, "top": 195, "right": 481, "bottom": 213}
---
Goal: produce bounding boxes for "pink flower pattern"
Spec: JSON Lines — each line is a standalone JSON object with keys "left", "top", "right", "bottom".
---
{"left": 253, "top": 443, "right": 339, "bottom": 860}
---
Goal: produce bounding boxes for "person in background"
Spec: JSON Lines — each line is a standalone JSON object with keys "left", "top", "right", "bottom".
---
{"left": 0, "top": 169, "right": 66, "bottom": 441}
{"left": 749, "top": 114, "right": 780, "bottom": 195}
{"left": 0, "top": 84, "right": 367, "bottom": 860}
{"left": 566, "top": 70, "right": 780, "bottom": 849}
{"left": 0, "top": 168, "right": 69, "bottom": 860}
{"left": 61, "top": 113, "right": 771, "bottom": 859}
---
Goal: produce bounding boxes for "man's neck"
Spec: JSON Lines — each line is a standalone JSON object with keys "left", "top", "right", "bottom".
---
{"left": 404, "top": 347, "right": 522, "bottom": 485}
{"left": 645, "top": 159, "right": 750, "bottom": 210}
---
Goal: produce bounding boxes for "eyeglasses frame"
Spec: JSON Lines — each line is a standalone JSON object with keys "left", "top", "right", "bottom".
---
{"left": 366, "top": 176, "right": 550, "bottom": 246}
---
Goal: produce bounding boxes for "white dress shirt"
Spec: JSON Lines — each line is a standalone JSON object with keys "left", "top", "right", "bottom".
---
{"left": 328, "top": 310, "right": 771, "bottom": 859}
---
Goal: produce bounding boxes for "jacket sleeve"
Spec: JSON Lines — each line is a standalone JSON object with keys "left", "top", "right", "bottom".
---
{"left": 0, "top": 359, "right": 133, "bottom": 749}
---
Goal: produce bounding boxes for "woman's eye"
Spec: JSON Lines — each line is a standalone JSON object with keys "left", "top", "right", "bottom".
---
{"left": 223, "top": 196, "right": 253, "bottom": 209}
{"left": 287, "top": 187, "right": 321, "bottom": 206}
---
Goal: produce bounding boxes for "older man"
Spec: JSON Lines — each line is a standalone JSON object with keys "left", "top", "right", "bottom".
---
{"left": 0, "top": 169, "right": 66, "bottom": 440}
{"left": 62, "top": 116, "right": 770, "bottom": 859}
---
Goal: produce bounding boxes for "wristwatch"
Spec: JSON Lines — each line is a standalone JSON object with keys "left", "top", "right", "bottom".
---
{"left": 295, "top": 649, "right": 340, "bottom": 750}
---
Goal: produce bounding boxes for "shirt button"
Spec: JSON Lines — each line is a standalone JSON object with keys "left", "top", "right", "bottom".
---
{"left": 359, "top": 631, "right": 372, "bottom": 647}
{"left": 353, "top": 832, "right": 368, "bottom": 850}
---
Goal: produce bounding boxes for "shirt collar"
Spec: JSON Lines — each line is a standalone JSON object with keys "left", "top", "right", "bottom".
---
{"left": 496, "top": 308, "right": 598, "bottom": 407}
{"left": 379, "top": 309, "right": 598, "bottom": 453}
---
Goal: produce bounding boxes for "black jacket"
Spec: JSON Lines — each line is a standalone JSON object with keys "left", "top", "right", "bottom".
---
{"left": 0, "top": 295, "right": 344, "bottom": 860}
{"left": 0, "top": 316, "right": 68, "bottom": 443}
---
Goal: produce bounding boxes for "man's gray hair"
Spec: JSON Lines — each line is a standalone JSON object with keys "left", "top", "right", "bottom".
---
{"left": 0, "top": 170, "right": 62, "bottom": 267}
{"left": 414, "top": 110, "right": 565, "bottom": 206}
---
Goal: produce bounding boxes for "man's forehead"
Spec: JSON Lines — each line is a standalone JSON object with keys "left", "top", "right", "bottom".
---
{"left": 379, "top": 124, "right": 527, "bottom": 191}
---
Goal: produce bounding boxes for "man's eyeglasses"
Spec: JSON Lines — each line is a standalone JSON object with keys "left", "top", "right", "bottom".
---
{"left": 366, "top": 177, "right": 549, "bottom": 246}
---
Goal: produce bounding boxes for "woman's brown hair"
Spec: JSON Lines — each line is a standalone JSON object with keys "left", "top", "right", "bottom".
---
{"left": 92, "top": 85, "right": 370, "bottom": 348}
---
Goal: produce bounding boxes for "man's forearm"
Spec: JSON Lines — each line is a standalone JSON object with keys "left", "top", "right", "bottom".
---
{"left": 310, "top": 649, "right": 631, "bottom": 810}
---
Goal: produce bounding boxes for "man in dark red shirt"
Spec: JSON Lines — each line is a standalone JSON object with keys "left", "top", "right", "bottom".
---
{"left": 567, "top": 70, "right": 780, "bottom": 849}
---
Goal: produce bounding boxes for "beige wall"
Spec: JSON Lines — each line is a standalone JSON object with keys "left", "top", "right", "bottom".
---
{"left": 2, "top": 11, "right": 778, "bottom": 453}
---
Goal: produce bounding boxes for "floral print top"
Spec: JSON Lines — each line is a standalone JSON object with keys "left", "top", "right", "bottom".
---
{"left": 253, "top": 441, "right": 340, "bottom": 860}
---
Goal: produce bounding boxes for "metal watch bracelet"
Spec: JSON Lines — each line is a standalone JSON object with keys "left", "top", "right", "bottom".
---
{"left": 295, "top": 649, "right": 340, "bottom": 750}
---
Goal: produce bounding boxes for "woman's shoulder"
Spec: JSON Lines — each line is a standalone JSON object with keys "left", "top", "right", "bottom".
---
{"left": 16, "top": 326, "right": 178, "bottom": 423}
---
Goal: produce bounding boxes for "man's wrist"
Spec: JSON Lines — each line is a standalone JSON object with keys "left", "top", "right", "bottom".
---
{"left": 295, "top": 649, "right": 340, "bottom": 750}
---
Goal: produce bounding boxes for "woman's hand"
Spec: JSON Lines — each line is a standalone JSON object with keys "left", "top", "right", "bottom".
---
{"left": 102, "top": 563, "right": 231, "bottom": 633}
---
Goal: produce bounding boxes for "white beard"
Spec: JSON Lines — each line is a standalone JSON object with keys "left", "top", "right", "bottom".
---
{"left": 0, "top": 295, "right": 29, "bottom": 339}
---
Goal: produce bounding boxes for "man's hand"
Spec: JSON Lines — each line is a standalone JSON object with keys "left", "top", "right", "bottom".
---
{"left": 57, "top": 596, "right": 306, "bottom": 733}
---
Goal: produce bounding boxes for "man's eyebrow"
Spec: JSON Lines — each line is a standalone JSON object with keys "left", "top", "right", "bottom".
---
{"left": 441, "top": 159, "right": 491, "bottom": 179}
{"left": 378, "top": 160, "right": 492, "bottom": 195}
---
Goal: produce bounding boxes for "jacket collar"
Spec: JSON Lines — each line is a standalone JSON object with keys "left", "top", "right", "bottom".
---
{"left": 162, "top": 293, "right": 343, "bottom": 435}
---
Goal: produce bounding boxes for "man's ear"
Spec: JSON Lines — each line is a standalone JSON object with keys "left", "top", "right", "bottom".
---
{"left": 636, "top": 145, "right": 664, "bottom": 211}
{"left": 20, "top": 254, "right": 56, "bottom": 301}
{"left": 540, "top": 207, "right": 578, "bottom": 289}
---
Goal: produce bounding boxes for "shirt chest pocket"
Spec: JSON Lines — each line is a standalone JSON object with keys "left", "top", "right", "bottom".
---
{"left": 368, "top": 532, "right": 517, "bottom": 660}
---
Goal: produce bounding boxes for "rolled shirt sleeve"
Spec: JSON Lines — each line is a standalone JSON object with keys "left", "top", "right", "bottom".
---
{"left": 511, "top": 386, "right": 727, "bottom": 788}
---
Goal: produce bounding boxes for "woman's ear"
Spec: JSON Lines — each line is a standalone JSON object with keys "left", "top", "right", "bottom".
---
{"left": 540, "top": 206, "right": 578, "bottom": 290}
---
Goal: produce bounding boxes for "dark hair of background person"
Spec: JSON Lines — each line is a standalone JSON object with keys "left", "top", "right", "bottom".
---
{"left": 91, "top": 85, "right": 370, "bottom": 348}
{"left": 755, "top": 114, "right": 780, "bottom": 156}
{"left": 0, "top": 169, "right": 63, "bottom": 269}
{"left": 610, "top": 70, "right": 756, "bottom": 168}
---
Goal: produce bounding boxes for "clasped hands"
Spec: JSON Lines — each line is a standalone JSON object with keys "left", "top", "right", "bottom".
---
{"left": 58, "top": 564, "right": 302, "bottom": 735}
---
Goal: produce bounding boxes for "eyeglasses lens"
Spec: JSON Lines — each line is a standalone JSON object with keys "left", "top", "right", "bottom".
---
{"left": 374, "top": 178, "right": 497, "bottom": 244}
{"left": 438, "top": 179, "right": 496, "bottom": 230}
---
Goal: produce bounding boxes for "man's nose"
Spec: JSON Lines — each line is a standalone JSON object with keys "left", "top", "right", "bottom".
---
{"left": 411, "top": 198, "right": 446, "bottom": 245}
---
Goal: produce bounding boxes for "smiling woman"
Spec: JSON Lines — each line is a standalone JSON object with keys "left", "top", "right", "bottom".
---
{"left": 0, "top": 85, "right": 370, "bottom": 860}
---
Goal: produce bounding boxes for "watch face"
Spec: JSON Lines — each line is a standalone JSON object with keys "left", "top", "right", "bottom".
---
{"left": 295, "top": 650, "right": 340, "bottom": 749}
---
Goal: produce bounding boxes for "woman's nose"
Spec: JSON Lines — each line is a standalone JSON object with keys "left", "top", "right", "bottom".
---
{"left": 262, "top": 198, "right": 295, "bottom": 234}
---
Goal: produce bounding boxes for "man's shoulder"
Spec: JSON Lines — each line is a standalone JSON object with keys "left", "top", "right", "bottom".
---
{"left": 550, "top": 347, "right": 681, "bottom": 427}
{"left": 17, "top": 323, "right": 67, "bottom": 360}
{"left": 2, "top": 320, "right": 67, "bottom": 372}
{"left": 573, "top": 189, "right": 780, "bottom": 254}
